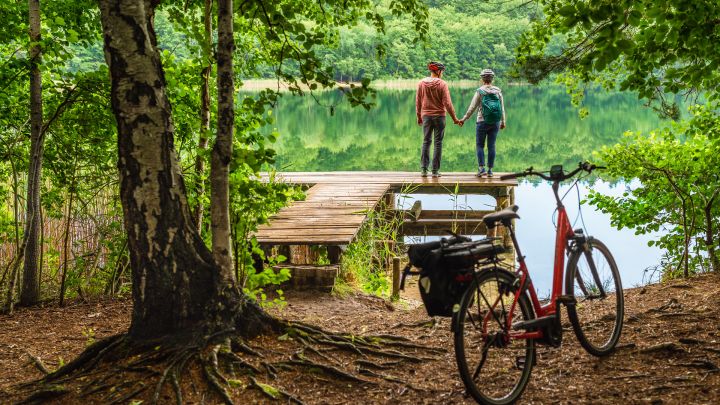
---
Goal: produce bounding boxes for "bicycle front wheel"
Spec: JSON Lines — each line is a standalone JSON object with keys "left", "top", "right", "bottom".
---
{"left": 565, "top": 238, "right": 624, "bottom": 356}
{"left": 453, "top": 270, "right": 535, "bottom": 405}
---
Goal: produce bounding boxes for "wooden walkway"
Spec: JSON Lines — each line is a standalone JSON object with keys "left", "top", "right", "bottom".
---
{"left": 255, "top": 172, "right": 517, "bottom": 247}
{"left": 254, "top": 182, "right": 390, "bottom": 245}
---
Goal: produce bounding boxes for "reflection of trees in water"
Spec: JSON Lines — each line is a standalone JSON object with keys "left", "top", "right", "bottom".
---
{"left": 271, "top": 87, "right": 665, "bottom": 172}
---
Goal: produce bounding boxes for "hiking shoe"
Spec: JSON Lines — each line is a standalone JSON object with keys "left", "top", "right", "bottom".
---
{"left": 487, "top": 169, "right": 494, "bottom": 177}
{"left": 477, "top": 167, "right": 487, "bottom": 177}
{"left": 432, "top": 171, "right": 441, "bottom": 178}
{"left": 421, "top": 168, "right": 428, "bottom": 177}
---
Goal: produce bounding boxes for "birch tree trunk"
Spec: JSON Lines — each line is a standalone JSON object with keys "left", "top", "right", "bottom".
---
{"left": 192, "top": 0, "right": 213, "bottom": 233}
{"left": 98, "top": 0, "right": 270, "bottom": 340}
{"left": 20, "top": 0, "right": 44, "bottom": 306}
{"left": 211, "top": 0, "right": 234, "bottom": 276}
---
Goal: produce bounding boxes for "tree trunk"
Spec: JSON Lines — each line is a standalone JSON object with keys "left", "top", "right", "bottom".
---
{"left": 59, "top": 180, "right": 75, "bottom": 307}
{"left": 98, "top": 0, "right": 270, "bottom": 341}
{"left": 211, "top": 0, "right": 234, "bottom": 276}
{"left": 20, "top": 0, "right": 44, "bottom": 306}
{"left": 192, "top": 0, "right": 213, "bottom": 234}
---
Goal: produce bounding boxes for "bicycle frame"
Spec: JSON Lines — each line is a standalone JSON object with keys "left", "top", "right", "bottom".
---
{"left": 481, "top": 180, "right": 576, "bottom": 341}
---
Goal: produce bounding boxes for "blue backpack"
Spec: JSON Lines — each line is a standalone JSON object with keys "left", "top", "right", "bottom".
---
{"left": 478, "top": 88, "right": 502, "bottom": 124}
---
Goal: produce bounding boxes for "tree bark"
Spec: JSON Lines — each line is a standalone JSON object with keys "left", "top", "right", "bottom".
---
{"left": 98, "top": 0, "right": 270, "bottom": 341}
{"left": 20, "top": 0, "right": 44, "bottom": 306}
{"left": 192, "top": 0, "right": 213, "bottom": 234}
{"left": 211, "top": 0, "right": 234, "bottom": 276}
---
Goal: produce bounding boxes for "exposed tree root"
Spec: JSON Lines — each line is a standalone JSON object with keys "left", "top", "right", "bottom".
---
{"left": 357, "top": 367, "right": 420, "bottom": 391}
{"left": 249, "top": 376, "right": 304, "bottom": 404}
{"left": 22, "top": 350, "right": 50, "bottom": 374}
{"left": 14, "top": 317, "right": 443, "bottom": 404}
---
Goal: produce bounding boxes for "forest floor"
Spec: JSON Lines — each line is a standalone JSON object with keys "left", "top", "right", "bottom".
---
{"left": 1, "top": 272, "right": 719, "bottom": 404}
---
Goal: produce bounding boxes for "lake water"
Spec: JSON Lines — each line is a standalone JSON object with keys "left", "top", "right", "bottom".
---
{"left": 267, "top": 86, "right": 667, "bottom": 292}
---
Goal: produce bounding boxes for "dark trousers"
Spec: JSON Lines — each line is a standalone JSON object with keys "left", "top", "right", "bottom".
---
{"left": 476, "top": 121, "right": 500, "bottom": 168}
{"left": 421, "top": 116, "right": 446, "bottom": 172}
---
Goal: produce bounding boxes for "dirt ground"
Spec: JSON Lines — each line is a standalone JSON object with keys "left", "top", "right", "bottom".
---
{"left": 1, "top": 272, "right": 719, "bottom": 404}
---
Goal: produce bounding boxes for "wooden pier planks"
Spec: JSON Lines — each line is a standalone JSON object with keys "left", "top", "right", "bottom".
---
{"left": 267, "top": 171, "right": 517, "bottom": 188}
{"left": 254, "top": 172, "right": 517, "bottom": 246}
{"left": 254, "top": 182, "right": 390, "bottom": 245}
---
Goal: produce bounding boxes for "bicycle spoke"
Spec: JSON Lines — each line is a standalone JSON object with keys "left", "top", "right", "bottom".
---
{"left": 473, "top": 341, "right": 491, "bottom": 380}
{"left": 476, "top": 281, "right": 506, "bottom": 330}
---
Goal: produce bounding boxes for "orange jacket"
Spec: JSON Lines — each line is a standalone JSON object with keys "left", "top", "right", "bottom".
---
{"left": 416, "top": 77, "right": 457, "bottom": 119}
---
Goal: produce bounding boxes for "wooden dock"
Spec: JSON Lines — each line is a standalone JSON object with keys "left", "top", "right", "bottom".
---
{"left": 256, "top": 172, "right": 517, "bottom": 258}
{"left": 253, "top": 182, "right": 390, "bottom": 245}
{"left": 254, "top": 172, "right": 517, "bottom": 289}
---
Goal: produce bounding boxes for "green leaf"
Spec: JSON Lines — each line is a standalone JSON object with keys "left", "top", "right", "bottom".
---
{"left": 558, "top": 5, "right": 576, "bottom": 17}
{"left": 616, "top": 39, "right": 633, "bottom": 50}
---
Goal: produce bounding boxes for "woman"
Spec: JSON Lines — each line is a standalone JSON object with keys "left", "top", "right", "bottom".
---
{"left": 459, "top": 69, "right": 506, "bottom": 177}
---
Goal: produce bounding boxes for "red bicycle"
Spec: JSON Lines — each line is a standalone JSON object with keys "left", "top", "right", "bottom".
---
{"left": 453, "top": 162, "right": 624, "bottom": 404}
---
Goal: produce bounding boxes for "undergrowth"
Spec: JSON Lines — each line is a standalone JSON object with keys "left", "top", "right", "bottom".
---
{"left": 335, "top": 187, "right": 415, "bottom": 298}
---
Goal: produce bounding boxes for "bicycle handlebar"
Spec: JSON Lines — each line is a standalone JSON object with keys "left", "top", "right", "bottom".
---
{"left": 499, "top": 162, "right": 603, "bottom": 182}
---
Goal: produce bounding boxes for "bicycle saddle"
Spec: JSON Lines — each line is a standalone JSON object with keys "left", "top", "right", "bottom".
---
{"left": 482, "top": 204, "right": 520, "bottom": 227}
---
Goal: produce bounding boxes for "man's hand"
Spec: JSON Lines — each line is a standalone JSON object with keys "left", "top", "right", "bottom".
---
{"left": 500, "top": 122, "right": 506, "bottom": 130}
{"left": 417, "top": 117, "right": 423, "bottom": 125}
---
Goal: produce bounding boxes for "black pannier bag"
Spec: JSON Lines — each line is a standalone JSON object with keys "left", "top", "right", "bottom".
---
{"left": 407, "top": 236, "right": 505, "bottom": 317}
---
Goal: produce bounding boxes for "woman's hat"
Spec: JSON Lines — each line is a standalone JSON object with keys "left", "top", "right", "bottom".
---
{"left": 481, "top": 69, "right": 495, "bottom": 77}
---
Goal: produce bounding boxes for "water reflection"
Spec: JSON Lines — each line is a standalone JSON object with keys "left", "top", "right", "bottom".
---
{"left": 269, "top": 86, "right": 663, "bottom": 172}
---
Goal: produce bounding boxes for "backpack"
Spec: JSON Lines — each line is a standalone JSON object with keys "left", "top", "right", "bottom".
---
{"left": 478, "top": 88, "right": 502, "bottom": 124}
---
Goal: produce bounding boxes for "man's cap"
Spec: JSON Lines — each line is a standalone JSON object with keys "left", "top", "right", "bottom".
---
{"left": 481, "top": 68, "right": 495, "bottom": 77}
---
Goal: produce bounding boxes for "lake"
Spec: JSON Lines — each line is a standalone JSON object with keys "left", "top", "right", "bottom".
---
{"left": 266, "top": 85, "right": 668, "bottom": 292}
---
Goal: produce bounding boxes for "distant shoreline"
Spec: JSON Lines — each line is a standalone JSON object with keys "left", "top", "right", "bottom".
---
{"left": 239, "top": 79, "right": 526, "bottom": 91}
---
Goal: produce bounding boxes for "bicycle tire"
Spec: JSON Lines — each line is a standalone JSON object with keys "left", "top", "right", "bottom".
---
{"left": 565, "top": 238, "right": 624, "bottom": 356}
{"left": 453, "top": 269, "right": 535, "bottom": 405}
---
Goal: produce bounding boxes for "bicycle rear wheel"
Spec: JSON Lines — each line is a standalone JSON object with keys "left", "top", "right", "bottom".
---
{"left": 565, "top": 238, "right": 624, "bottom": 356}
{"left": 453, "top": 270, "right": 535, "bottom": 405}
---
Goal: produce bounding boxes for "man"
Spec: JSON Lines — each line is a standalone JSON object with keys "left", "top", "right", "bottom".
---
{"left": 459, "top": 68, "right": 506, "bottom": 177}
{"left": 415, "top": 61, "right": 461, "bottom": 177}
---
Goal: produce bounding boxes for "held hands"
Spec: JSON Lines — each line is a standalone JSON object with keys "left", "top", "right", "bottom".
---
{"left": 454, "top": 118, "right": 464, "bottom": 127}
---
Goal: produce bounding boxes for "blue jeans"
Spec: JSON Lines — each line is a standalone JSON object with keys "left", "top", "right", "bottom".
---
{"left": 476, "top": 121, "right": 500, "bottom": 168}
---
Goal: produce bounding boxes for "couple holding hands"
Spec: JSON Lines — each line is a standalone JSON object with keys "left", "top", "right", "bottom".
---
{"left": 415, "top": 61, "right": 506, "bottom": 178}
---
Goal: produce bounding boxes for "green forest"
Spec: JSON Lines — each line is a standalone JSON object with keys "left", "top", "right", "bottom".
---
{"left": 1, "top": 0, "right": 719, "bottom": 403}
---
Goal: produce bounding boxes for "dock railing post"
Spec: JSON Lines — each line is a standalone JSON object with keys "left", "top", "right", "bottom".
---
{"left": 392, "top": 257, "right": 401, "bottom": 300}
